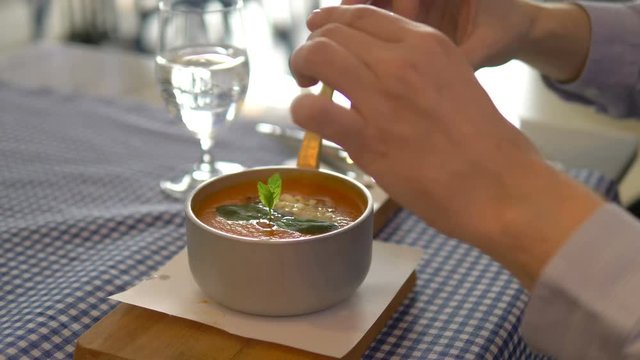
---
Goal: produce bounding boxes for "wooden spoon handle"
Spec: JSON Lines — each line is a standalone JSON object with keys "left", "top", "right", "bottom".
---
{"left": 296, "top": 85, "right": 334, "bottom": 169}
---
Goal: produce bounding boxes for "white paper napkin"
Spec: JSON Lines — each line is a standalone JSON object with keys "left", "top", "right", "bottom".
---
{"left": 110, "top": 241, "right": 423, "bottom": 358}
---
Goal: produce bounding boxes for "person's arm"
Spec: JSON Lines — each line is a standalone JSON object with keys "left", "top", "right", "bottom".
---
{"left": 341, "top": 0, "right": 640, "bottom": 117}
{"left": 338, "top": 0, "right": 593, "bottom": 80}
{"left": 540, "top": 2, "right": 640, "bottom": 118}
{"left": 289, "top": 5, "right": 604, "bottom": 290}
{"left": 515, "top": 2, "right": 592, "bottom": 83}
{"left": 522, "top": 204, "right": 640, "bottom": 359}
{"left": 289, "top": 6, "right": 640, "bottom": 357}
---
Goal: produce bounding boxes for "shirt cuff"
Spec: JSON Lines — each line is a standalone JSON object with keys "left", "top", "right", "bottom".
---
{"left": 544, "top": 2, "right": 640, "bottom": 117}
{"left": 521, "top": 203, "right": 640, "bottom": 359}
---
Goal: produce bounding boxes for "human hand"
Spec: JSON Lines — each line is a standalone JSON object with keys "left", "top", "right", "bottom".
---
{"left": 290, "top": 6, "right": 603, "bottom": 288}
{"left": 340, "top": 0, "right": 538, "bottom": 69}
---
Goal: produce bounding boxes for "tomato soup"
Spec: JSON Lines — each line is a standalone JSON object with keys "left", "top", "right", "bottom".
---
{"left": 194, "top": 172, "right": 365, "bottom": 240}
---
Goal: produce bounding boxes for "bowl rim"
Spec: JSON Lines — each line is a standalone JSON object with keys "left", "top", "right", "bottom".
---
{"left": 185, "top": 165, "right": 374, "bottom": 244}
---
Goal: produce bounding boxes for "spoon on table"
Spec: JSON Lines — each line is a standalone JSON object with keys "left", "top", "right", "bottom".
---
{"left": 297, "top": 84, "right": 334, "bottom": 169}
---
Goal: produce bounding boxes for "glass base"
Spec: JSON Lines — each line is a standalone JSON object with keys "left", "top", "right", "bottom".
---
{"left": 160, "top": 161, "right": 245, "bottom": 199}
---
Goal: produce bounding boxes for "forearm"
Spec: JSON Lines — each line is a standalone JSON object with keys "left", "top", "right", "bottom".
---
{"left": 482, "top": 157, "right": 603, "bottom": 290}
{"left": 516, "top": 1, "right": 591, "bottom": 82}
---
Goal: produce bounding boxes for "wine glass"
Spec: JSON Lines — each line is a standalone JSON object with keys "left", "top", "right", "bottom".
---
{"left": 156, "top": 0, "right": 249, "bottom": 198}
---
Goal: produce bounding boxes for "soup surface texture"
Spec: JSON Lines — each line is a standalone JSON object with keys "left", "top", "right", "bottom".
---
{"left": 195, "top": 173, "right": 365, "bottom": 240}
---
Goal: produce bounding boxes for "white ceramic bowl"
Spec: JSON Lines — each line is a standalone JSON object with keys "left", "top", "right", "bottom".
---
{"left": 185, "top": 166, "right": 374, "bottom": 316}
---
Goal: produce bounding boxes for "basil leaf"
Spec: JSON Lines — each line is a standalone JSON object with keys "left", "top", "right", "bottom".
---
{"left": 257, "top": 182, "right": 273, "bottom": 209}
{"left": 267, "top": 173, "right": 282, "bottom": 206}
{"left": 216, "top": 204, "right": 269, "bottom": 221}
{"left": 257, "top": 173, "right": 282, "bottom": 214}
{"left": 276, "top": 217, "right": 339, "bottom": 235}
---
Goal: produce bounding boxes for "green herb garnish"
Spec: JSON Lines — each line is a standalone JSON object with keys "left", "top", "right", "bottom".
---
{"left": 215, "top": 172, "right": 340, "bottom": 236}
{"left": 216, "top": 204, "right": 338, "bottom": 235}
{"left": 215, "top": 204, "right": 270, "bottom": 221}
{"left": 257, "top": 173, "right": 282, "bottom": 219}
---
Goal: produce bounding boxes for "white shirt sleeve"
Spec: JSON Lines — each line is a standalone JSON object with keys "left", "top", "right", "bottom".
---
{"left": 521, "top": 204, "right": 640, "bottom": 359}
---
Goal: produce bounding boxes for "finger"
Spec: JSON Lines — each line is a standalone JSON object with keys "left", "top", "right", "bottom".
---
{"left": 307, "top": 23, "right": 384, "bottom": 76}
{"left": 390, "top": 1, "right": 421, "bottom": 19}
{"left": 288, "top": 54, "right": 319, "bottom": 88}
{"left": 420, "top": 0, "right": 474, "bottom": 45}
{"left": 341, "top": 0, "right": 391, "bottom": 8}
{"left": 307, "top": 5, "right": 418, "bottom": 42}
{"left": 290, "top": 36, "right": 378, "bottom": 106}
{"left": 290, "top": 93, "right": 365, "bottom": 153}
{"left": 454, "top": 0, "right": 476, "bottom": 44}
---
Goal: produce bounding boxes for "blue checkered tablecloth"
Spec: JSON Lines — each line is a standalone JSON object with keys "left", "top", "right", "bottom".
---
{"left": 0, "top": 82, "right": 620, "bottom": 359}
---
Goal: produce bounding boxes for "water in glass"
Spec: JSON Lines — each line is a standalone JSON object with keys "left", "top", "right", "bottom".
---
{"left": 156, "top": 45, "right": 249, "bottom": 142}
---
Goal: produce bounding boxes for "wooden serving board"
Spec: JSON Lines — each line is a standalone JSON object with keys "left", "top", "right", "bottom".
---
{"left": 371, "top": 192, "right": 398, "bottom": 234}
{"left": 75, "top": 271, "right": 415, "bottom": 360}
{"left": 74, "top": 194, "right": 401, "bottom": 360}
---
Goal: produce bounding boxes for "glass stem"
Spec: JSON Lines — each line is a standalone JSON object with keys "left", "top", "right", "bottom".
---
{"left": 196, "top": 137, "right": 215, "bottom": 174}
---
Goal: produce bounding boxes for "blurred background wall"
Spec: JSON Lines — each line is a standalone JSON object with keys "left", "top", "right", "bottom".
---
{"left": 0, "top": 0, "right": 337, "bottom": 54}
